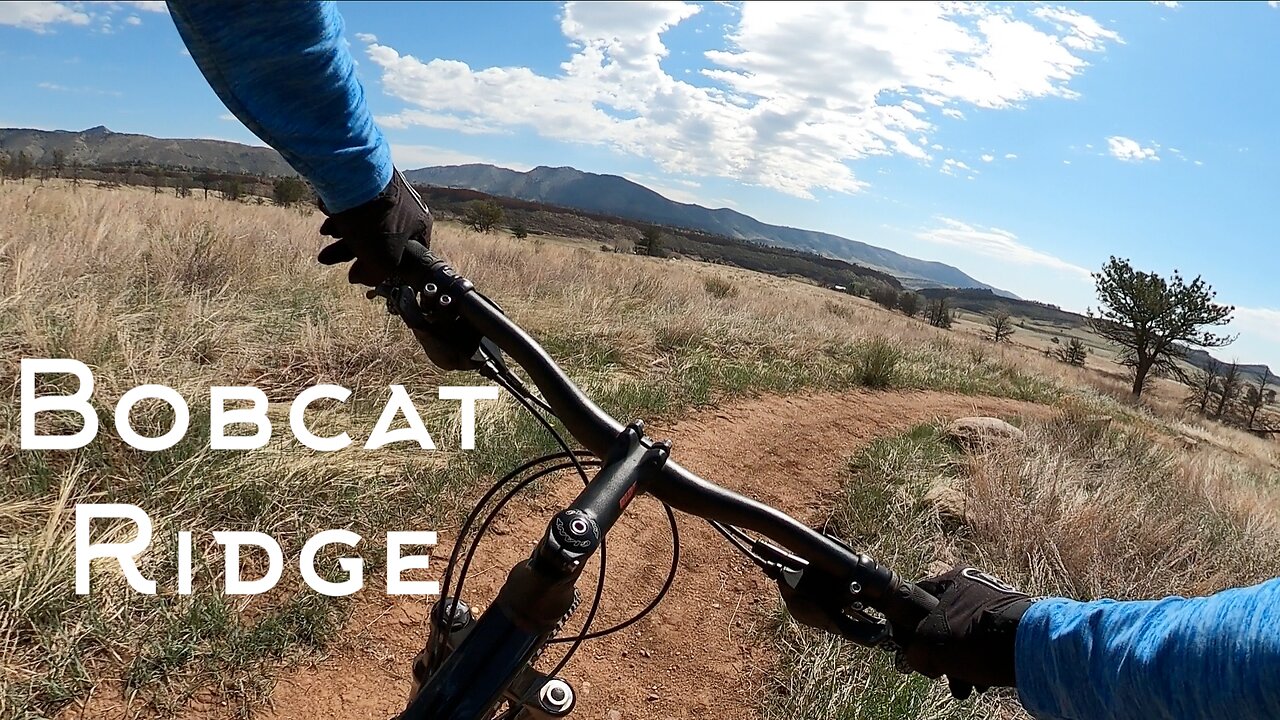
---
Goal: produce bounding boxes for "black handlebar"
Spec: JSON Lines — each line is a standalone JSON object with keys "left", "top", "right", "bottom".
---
{"left": 398, "top": 241, "right": 937, "bottom": 718}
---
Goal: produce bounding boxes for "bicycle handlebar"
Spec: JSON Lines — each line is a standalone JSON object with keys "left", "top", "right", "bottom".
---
{"left": 399, "top": 241, "right": 937, "bottom": 718}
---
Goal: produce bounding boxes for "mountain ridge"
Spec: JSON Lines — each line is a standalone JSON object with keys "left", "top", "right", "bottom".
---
{"left": 0, "top": 126, "right": 295, "bottom": 176}
{"left": 406, "top": 163, "right": 1014, "bottom": 297}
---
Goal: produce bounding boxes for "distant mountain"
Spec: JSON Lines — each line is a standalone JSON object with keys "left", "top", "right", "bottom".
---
{"left": 0, "top": 126, "right": 294, "bottom": 176}
{"left": 406, "top": 164, "right": 1014, "bottom": 297}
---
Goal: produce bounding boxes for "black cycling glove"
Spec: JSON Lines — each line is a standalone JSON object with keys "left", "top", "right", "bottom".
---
{"left": 318, "top": 168, "right": 433, "bottom": 287}
{"left": 897, "top": 566, "right": 1036, "bottom": 700}
{"left": 318, "top": 170, "right": 484, "bottom": 371}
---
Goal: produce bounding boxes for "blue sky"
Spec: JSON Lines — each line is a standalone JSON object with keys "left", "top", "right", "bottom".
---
{"left": 2, "top": 1, "right": 1278, "bottom": 370}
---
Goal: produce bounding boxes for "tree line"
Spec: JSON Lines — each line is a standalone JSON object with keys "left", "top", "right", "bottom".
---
{"left": 0, "top": 152, "right": 314, "bottom": 207}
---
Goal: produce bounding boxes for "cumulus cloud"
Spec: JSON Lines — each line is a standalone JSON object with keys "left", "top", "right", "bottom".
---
{"left": 1150, "top": 1, "right": 1180, "bottom": 7}
{"left": 363, "top": 1, "right": 1121, "bottom": 198}
{"left": 917, "top": 218, "right": 1093, "bottom": 279}
{"left": 1004, "top": 152, "right": 1018, "bottom": 159}
{"left": 0, "top": 0, "right": 163, "bottom": 32}
{"left": 1106, "top": 135, "right": 1160, "bottom": 162}
{"left": 981, "top": 153, "right": 995, "bottom": 162}
{"left": 355, "top": 32, "right": 378, "bottom": 43}
{"left": 0, "top": 2, "right": 89, "bottom": 31}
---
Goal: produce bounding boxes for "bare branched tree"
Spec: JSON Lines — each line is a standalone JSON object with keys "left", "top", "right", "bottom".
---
{"left": 1213, "top": 361, "right": 1243, "bottom": 420}
{"left": 1245, "top": 369, "right": 1272, "bottom": 430}
{"left": 1185, "top": 357, "right": 1223, "bottom": 415}
{"left": 987, "top": 310, "right": 1015, "bottom": 343}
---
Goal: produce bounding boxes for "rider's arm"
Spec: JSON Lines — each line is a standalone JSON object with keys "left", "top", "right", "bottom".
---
{"left": 1016, "top": 577, "right": 1280, "bottom": 719}
{"left": 166, "top": 0, "right": 391, "bottom": 212}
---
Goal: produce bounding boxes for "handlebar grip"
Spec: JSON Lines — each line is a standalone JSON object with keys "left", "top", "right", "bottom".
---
{"left": 878, "top": 576, "right": 938, "bottom": 641}
{"left": 399, "top": 239, "right": 471, "bottom": 294}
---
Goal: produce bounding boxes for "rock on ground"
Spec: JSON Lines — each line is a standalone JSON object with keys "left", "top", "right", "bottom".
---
{"left": 945, "top": 417, "right": 1025, "bottom": 450}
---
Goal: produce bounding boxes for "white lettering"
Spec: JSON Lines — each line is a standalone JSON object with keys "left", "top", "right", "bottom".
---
{"left": 21, "top": 358, "right": 99, "bottom": 450}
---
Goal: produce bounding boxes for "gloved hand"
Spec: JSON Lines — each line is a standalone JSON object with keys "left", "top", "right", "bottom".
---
{"left": 897, "top": 566, "right": 1036, "bottom": 700}
{"left": 318, "top": 171, "right": 484, "bottom": 372}
{"left": 318, "top": 168, "right": 433, "bottom": 287}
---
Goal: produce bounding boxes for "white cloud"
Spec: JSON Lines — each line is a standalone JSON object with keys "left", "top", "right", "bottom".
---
{"left": 918, "top": 218, "right": 1093, "bottom": 279}
{"left": 942, "top": 107, "right": 965, "bottom": 120}
{"left": 390, "top": 143, "right": 533, "bottom": 172}
{"left": 364, "top": 1, "right": 1120, "bottom": 198}
{"left": 1150, "top": 1, "right": 1180, "bottom": 7}
{"left": 0, "top": 1, "right": 163, "bottom": 33}
{"left": 1234, "top": 307, "right": 1280, "bottom": 343}
{"left": 1194, "top": 159, "right": 1204, "bottom": 166}
{"left": 355, "top": 32, "right": 378, "bottom": 43}
{"left": 37, "top": 81, "right": 121, "bottom": 97}
{"left": 218, "top": 113, "right": 236, "bottom": 121}
{"left": 1106, "top": 135, "right": 1160, "bottom": 162}
{"left": 1229, "top": 307, "right": 1280, "bottom": 370}
{"left": 0, "top": 1, "right": 89, "bottom": 31}
{"left": 1031, "top": 6, "right": 1124, "bottom": 52}
{"left": 1270, "top": 1, "right": 1279, "bottom": 8}
{"left": 941, "top": 158, "right": 974, "bottom": 176}
{"left": 623, "top": 173, "right": 710, "bottom": 205}
{"left": 1004, "top": 152, "right": 1018, "bottom": 159}
{"left": 981, "top": 153, "right": 995, "bottom": 162}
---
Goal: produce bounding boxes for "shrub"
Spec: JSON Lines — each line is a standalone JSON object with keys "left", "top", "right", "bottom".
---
{"left": 869, "top": 285, "right": 899, "bottom": 311}
{"left": 464, "top": 200, "right": 504, "bottom": 232}
{"left": 925, "top": 297, "right": 952, "bottom": 329}
{"left": 1057, "top": 337, "right": 1087, "bottom": 367}
{"left": 703, "top": 276, "right": 738, "bottom": 299}
{"left": 897, "top": 291, "right": 921, "bottom": 317}
{"left": 856, "top": 337, "right": 900, "bottom": 388}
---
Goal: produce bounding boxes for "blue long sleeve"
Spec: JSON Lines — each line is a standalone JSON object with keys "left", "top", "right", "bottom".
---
{"left": 167, "top": 0, "right": 392, "bottom": 212}
{"left": 1016, "top": 577, "right": 1280, "bottom": 719}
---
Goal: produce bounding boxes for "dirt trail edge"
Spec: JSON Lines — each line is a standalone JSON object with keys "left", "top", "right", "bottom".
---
{"left": 263, "top": 390, "right": 1045, "bottom": 720}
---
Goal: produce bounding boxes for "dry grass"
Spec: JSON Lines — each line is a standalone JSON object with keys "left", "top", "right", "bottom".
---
{"left": 2, "top": 183, "right": 1275, "bottom": 719}
{"left": 768, "top": 408, "right": 1280, "bottom": 720}
{"left": 0, "top": 184, "right": 1065, "bottom": 718}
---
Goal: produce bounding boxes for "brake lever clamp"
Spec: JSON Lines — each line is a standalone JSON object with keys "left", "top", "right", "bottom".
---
{"left": 777, "top": 565, "right": 893, "bottom": 648}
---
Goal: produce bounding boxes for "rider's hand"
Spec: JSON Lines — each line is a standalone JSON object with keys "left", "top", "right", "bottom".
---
{"left": 319, "top": 171, "right": 484, "bottom": 371}
{"left": 318, "top": 168, "right": 432, "bottom": 287}
{"left": 897, "top": 566, "right": 1036, "bottom": 700}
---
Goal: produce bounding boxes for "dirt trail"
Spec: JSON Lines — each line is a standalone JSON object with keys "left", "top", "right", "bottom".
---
{"left": 256, "top": 390, "right": 1045, "bottom": 719}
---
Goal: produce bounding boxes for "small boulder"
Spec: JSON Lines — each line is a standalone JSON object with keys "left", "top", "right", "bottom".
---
{"left": 945, "top": 417, "right": 1025, "bottom": 450}
{"left": 918, "top": 479, "right": 969, "bottom": 530}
